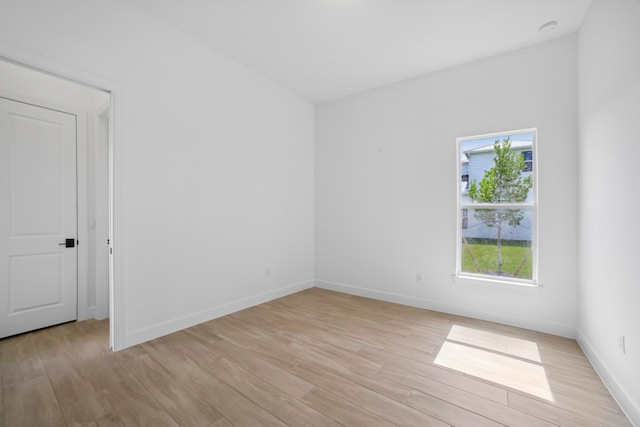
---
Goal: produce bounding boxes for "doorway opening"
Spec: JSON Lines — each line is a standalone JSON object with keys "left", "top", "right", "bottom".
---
{"left": 0, "top": 57, "right": 117, "bottom": 349}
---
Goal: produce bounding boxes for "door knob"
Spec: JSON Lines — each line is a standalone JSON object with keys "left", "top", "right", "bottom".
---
{"left": 58, "top": 238, "right": 75, "bottom": 248}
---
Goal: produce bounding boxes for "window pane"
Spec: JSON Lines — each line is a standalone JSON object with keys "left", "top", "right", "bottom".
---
{"left": 522, "top": 151, "right": 533, "bottom": 172}
{"left": 460, "top": 135, "right": 534, "bottom": 204}
{"left": 460, "top": 207, "right": 533, "bottom": 280}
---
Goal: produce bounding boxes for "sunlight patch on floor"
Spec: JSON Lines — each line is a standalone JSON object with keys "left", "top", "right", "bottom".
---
{"left": 434, "top": 327, "right": 554, "bottom": 401}
{"left": 447, "top": 324, "right": 542, "bottom": 362}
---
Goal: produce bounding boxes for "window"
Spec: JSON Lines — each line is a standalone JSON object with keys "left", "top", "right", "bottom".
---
{"left": 461, "top": 174, "right": 469, "bottom": 189}
{"left": 522, "top": 150, "right": 533, "bottom": 172}
{"left": 456, "top": 129, "right": 537, "bottom": 285}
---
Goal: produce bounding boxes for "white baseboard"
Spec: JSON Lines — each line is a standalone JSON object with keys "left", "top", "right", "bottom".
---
{"left": 315, "top": 279, "right": 576, "bottom": 338}
{"left": 578, "top": 331, "right": 639, "bottom": 426}
{"left": 87, "top": 305, "right": 97, "bottom": 320}
{"left": 124, "top": 280, "right": 314, "bottom": 349}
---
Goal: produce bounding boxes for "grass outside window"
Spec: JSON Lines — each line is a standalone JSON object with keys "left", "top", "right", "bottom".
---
{"left": 461, "top": 239, "right": 533, "bottom": 280}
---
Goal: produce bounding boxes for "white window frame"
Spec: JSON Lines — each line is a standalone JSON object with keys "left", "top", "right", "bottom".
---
{"left": 455, "top": 128, "right": 538, "bottom": 287}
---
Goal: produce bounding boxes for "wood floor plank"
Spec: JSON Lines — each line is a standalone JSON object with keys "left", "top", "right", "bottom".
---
{"left": 40, "top": 347, "right": 84, "bottom": 378}
{"left": 544, "top": 379, "right": 622, "bottom": 413}
{"left": 48, "top": 367, "right": 114, "bottom": 426}
{"left": 35, "top": 326, "right": 76, "bottom": 361}
{"left": 207, "top": 357, "right": 340, "bottom": 427}
{"left": 126, "top": 353, "right": 225, "bottom": 426}
{"left": 101, "top": 376, "right": 179, "bottom": 426}
{"left": 358, "top": 341, "right": 509, "bottom": 405}
{"left": 57, "top": 389, "right": 116, "bottom": 427}
{"left": 201, "top": 335, "right": 315, "bottom": 399}
{"left": 183, "top": 362, "right": 288, "bottom": 427}
{"left": 3, "top": 375, "right": 66, "bottom": 427}
{"left": 380, "top": 364, "right": 554, "bottom": 427}
{"left": 73, "top": 351, "right": 131, "bottom": 391}
{"left": 285, "top": 335, "right": 384, "bottom": 377}
{"left": 86, "top": 412, "right": 126, "bottom": 427}
{"left": 248, "top": 325, "right": 414, "bottom": 405}
{"left": 511, "top": 388, "right": 632, "bottom": 426}
{"left": 140, "top": 339, "right": 205, "bottom": 377}
{"left": 301, "top": 387, "right": 399, "bottom": 427}
{"left": 154, "top": 330, "right": 221, "bottom": 366}
{"left": 404, "top": 389, "right": 504, "bottom": 427}
{"left": 508, "top": 391, "right": 611, "bottom": 427}
{"left": 545, "top": 380, "right": 623, "bottom": 412}
{"left": 292, "top": 361, "right": 449, "bottom": 426}
{"left": 210, "top": 418, "right": 235, "bottom": 427}
{"left": 197, "top": 317, "right": 301, "bottom": 371}
{"left": 0, "top": 288, "right": 632, "bottom": 427}
{"left": 250, "top": 304, "right": 366, "bottom": 353}
{"left": 0, "top": 332, "right": 46, "bottom": 388}
{"left": 433, "top": 340, "right": 555, "bottom": 401}
{"left": 446, "top": 323, "right": 544, "bottom": 362}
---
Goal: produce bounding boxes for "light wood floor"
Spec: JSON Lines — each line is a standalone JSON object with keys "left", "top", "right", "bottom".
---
{"left": 0, "top": 288, "right": 632, "bottom": 426}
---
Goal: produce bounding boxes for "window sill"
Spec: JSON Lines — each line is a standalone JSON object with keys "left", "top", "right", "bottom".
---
{"left": 452, "top": 274, "right": 541, "bottom": 293}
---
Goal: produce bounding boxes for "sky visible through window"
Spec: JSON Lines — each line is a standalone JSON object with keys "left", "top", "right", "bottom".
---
{"left": 460, "top": 132, "right": 534, "bottom": 152}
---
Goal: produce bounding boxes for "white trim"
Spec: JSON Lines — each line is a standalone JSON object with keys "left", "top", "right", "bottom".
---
{"left": 108, "top": 88, "right": 125, "bottom": 351}
{"left": 452, "top": 274, "right": 541, "bottom": 292}
{"left": 0, "top": 41, "right": 126, "bottom": 351}
{"left": 94, "top": 104, "right": 110, "bottom": 321}
{"left": 315, "top": 279, "right": 576, "bottom": 338}
{"left": 457, "top": 128, "right": 538, "bottom": 144}
{"left": 124, "top": 280, "right": 315, "bottom": 348}
{"left": 87, "top": 305, "right": 97, "bottom": 319}
{"left": 76, "top": 111, "right": 89, "bottom": 321}
{"left": 462, "top": 203, "right": 534, "bottom": 209}
{"left": 577, "top": 331, "right": 640, "bottom": 426}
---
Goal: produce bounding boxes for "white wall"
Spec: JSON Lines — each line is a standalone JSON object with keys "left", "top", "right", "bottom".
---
{"left": 577, "top": 1, "right": 640, "bottom": 424}
{"left": 0, "top": 0, "right": 315, "bottom": 347}
{"left": 316, "top": 36, "right": 579, "bottom": 337}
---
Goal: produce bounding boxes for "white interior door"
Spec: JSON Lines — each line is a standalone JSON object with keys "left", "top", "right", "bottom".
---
{"left": 0, "top": 97, "right": 78, "bottom": 338}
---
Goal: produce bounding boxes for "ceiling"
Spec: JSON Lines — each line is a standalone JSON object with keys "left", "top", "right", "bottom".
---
{"left": 123, "top": 0, "right": 592, "bottom": 103}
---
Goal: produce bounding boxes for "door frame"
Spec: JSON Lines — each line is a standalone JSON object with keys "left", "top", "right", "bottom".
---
{"left": 95, "top": 103, "right": 110, "bottom": 321}
{"left": 0, "top": 42, "right": 125, "bottom": 351}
